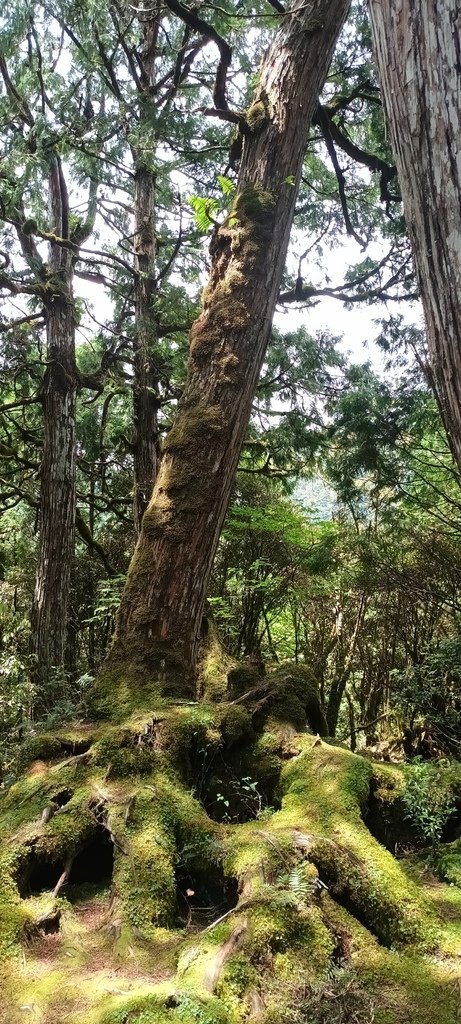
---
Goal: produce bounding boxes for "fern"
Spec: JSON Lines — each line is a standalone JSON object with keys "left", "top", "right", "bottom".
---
{"left": 188, "top": 195, "right": 219, "bottom": 231}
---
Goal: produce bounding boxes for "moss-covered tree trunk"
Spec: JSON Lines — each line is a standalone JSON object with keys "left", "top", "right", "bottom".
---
{"left": 368, "top": 0, "right": 461, "bottom": 473}
{"left": 132, "top": 162, "right": 158, "bottom": 535}
{"left": 108, "top": 0, "right": 351, "bottom": 693}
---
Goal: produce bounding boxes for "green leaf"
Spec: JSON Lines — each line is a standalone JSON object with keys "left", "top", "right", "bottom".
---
{"left": 217, "top": 174, "right": 235, "bottom": 196}
{"left": 188, "top": 195, "right": 219, "bottom": 232}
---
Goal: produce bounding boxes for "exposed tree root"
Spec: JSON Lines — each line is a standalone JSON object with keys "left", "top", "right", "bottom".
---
{"left": 1, "top": 682, "right": 461, "bottom": 1023}
{"left": 52, "top": 854, "right": 74, "bottom": 897}
{"left": 203, "top": 921, "right": 248, "bottom": 993}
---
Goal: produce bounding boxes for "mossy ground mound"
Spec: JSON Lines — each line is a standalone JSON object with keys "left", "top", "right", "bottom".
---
{"left": 1, "top": 669, "right": 461, "bottom": 1023}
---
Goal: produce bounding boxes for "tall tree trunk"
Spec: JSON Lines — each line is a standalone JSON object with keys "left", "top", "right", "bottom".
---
{"left": 31, "top": 157, "right": 76, "bottom": 692}
{"left": 132, "top": 10, "right": 160, "bottom": 534}
{"left": 107, "top": 0, "right": 351, "bottom": 695}
{"left": 368, "top": 0, "right": 461, "bottom": 471}
{"left": 133, "top": 165, "right": 158, "bottom": 534}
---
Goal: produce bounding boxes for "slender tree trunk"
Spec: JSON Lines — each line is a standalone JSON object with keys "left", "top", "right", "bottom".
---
{"left": 133, "top": 165, "right": 158, "bottom": 533}
{"left": 368, "top": 0, "right": 461, "bottom": 471}
{"left": 326, "top": 594, "right": 367, "bottom": 735}
{"left": 107, "top": 0, "right": 351, "bottom": 694}
{"left": 31, "top": 157, "right": 76, "bottom": 691}
{"left": 346, "top": 691, "right": 357, "bottom": 752}
{"left": 132, "top": 10, "right": 160, "bottom": 534}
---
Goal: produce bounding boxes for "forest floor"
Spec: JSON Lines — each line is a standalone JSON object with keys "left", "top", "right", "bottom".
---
{"left": 3, "top": 860, "right": 461, "bottom": 1024}
{"left": 0, "top": 886, "right": 177, "bottom": 1023}
{"left": 2, "top": 686, "right": 461, "bottom": 1024}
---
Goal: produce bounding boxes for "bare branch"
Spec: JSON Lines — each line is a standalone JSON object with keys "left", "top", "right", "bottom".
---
{"left": 163, "top": 0, "right": 233, "bottom": 110}
{"left": 315, "top": 103, "right": 365, "bottom": 246}
{"left": 314, "top": 102, "right": 398, "bottom": 210}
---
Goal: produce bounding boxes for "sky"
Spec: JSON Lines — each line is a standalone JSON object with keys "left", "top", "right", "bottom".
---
{"left": 275, "top": 234, "right": 423, "bottom": 376}
{"left": 71, "top": 211, "right": 422, "bottom": 381}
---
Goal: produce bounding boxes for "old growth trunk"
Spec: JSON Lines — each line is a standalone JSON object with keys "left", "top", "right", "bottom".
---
{"left": 31, "top": 157, "right": 76, "bottom": 693}
{"left": 368, "top": 0, "right": 461, "bottom": 472}
{"left": 109, "top": 0, "right": 351, "bottom": 692}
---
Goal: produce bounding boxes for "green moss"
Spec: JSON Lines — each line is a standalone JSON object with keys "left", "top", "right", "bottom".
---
{"left": 245, "top": 99, "right": 269, "bottom": 132}
{"left": 87, "top": 664, "right": 178, "bottom": 722}
{"left": 98, "top": 993, "right": 172, "bottom": 1024}
{"left": 0, "top": 776, "right": 50, "bottom": 840}
{"left": 100, "top": 991, "right": 231, "bottom": 1024}
{"left": 218, "top": 952, "right": 257, "bottom": 1002}
{"left": 2, "top": 681, "right": 461, "bottom": 1024}
{"left": 116, "top": 805, "right": 177, "bottom": 933}
{"left": 231, "top": 184, "right": 275, "bottom": 225}
{"left": 0, "top": 845, "right": 31, "bottom": 958}
{"left": 150, "top": 773, "right": 222, "bottom": 862}
{"left": 241, "top": 731, "right": 281, "bottom": 805}
{"left": 219, "top": 706, "right": 253, "bottom": 747}
{"left": 248, "top": 898, "right": 331, "bottom": 961}
{"left": 213, "top": 897, "right": 333, "bottom": 1022}
{"left": 93, "top": 728, "right": 156, "bottom": 779}
{"left": 153, "top": 705, "right": 221, "bottom": 785}
{"left": 224, "top": 818, "right": 290, "bottom": 883}
{"left": 276, "top": 742, "right": 437, "bottom": 949}
{"left": 199, "top": 622, "right": 237, "bottom": 703}
{"left": 17, "top": 732, "right": 63, "bottom": 770}
{"left": 248, "top": 665, "right": 327, "bottom": 735}
{"left": 227, "top": 666, "right": 260, "bottom": 696}
{"left": 365, "top": 762, "right": 416, "bottom": 852}
{"left": 163, "top": 402, "right": 224, "bottom": 454}
{"left": 370, "top": 762, "right": 404, "bottom": 801}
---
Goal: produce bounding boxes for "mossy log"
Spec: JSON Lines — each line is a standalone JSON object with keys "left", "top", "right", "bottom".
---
{"left": 1, "top": 672, "right": 461, "bottom": 1024}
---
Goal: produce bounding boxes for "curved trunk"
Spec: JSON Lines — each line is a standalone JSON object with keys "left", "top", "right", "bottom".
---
{"left": 109, "top": 0, "right": 351, "bottom": 694}
{"left": 368, "top": 0, "right": 461, "bottom": 471}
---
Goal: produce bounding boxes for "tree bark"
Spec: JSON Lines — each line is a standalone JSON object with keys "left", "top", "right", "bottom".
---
{"left": 368, "top": 0, "right": 461, "bottom": 471}
{"left": 108, "top": 0, "right": 351, "bottom": 694}
{"left": 31, "top": 157, "right": 76, "bottom": 692}
{"left": 133, "top": 165, "right": 158, "bottom": 534}
{"left": 326, "top": 594, "right": 367, "bottom": 736}
{"left": 132, "top": 10, "right": 160, "bottom": 535}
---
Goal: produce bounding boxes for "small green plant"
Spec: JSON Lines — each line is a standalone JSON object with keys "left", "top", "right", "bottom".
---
{"left": 175, "top": 994, "right": 225, "bottom": 1024}
{"left": 215, "top": 790, "right": 231, "bottom": 822}
{"left": 213, "top": 773, "right": 271, "bottom": 823}
{"left": 402, "top": 758, "right": 456, "bottom": 851}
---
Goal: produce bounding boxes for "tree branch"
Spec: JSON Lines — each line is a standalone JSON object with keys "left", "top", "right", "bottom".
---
{"left": 315, "top": 103, "right": 365, "bottom": 246}
{"left": 163, "top": 0, "right": 233, "bottom": 110}
{"left": 314, "top": 102, "right": 398, "bottom": 210}
{"left": 75, "top": 509, "right": 116, "bottom": 575}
